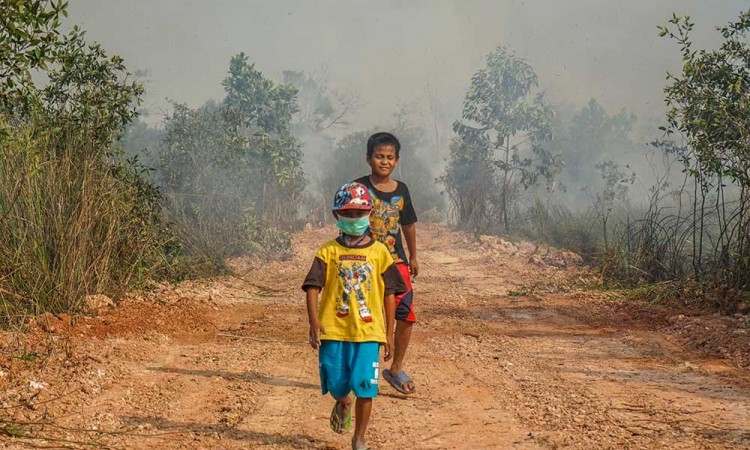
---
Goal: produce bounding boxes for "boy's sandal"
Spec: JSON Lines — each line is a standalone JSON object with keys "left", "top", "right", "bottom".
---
{"left": 329, "top": 401, "right": 351, "bottom": 434}
{"left": 382, "top": 369, "right": 416, "bottom": 395}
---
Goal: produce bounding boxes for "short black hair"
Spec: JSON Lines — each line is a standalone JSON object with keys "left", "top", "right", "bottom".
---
{"left": 367, "top": 132, "right": 401, "bottom": 158}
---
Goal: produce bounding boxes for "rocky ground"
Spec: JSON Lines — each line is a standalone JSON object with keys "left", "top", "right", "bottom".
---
{"left": 1, "top": 224, "right": 749, "bottom": 449}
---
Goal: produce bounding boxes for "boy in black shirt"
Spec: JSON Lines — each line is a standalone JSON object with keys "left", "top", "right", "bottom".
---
{"left": 353, "top": 132, "right": 418, "bottom": 395}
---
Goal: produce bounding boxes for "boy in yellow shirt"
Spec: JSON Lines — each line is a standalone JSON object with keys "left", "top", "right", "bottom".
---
{"left": 302, "top": 182, "right": 406, "bottom": 450}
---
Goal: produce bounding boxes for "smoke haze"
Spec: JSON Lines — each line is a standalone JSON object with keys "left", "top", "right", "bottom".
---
{"left": 68, "top": 0, "right": 746, "bottom": 130}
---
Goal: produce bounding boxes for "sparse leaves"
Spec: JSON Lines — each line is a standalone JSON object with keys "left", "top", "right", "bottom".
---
{"left": 662, "top": 10, "right": 750, "bottom": 190}
{"left": 443, "top": 45, "right": 558, "bottom": 233}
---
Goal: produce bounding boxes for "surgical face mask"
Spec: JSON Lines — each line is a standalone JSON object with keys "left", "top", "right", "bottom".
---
{"left": 336, "top": 214, "right": 370, "bottom": 236}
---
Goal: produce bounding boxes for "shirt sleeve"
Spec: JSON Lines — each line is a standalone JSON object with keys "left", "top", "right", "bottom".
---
{"left": 400, "top": 182, "right": 418, "bottom": 225}
{"left": 383, "top": 263, "right": 408, "bottom": 295}
{"left": 302, "top": 257, "right": 327, "bottom": 291}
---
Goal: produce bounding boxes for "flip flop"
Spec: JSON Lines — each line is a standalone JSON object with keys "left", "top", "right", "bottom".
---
{"left": 329, "top": 401, "right": 351, "bottom": 434}
{"left": 382, "top": 369, "right": 416, "bottom": 395}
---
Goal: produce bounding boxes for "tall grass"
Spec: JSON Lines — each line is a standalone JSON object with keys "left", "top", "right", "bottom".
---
{"left": 0, "top": 120, "right": 169, "bottom": 325}
{"left": 163, "top": 192, "right": 293, "bottom": 274}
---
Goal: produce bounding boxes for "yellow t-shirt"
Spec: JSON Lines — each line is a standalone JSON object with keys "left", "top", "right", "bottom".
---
{"left": 314, "top": 239, "right": 394, "bottom": 343}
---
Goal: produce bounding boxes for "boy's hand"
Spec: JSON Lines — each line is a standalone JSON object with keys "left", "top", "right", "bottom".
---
{"left": 383, "top": 336, "right": 394, "bottom": 361}
{"left": 409, "top": 256, "right": 419, "bottom": 278}
{"left": 308, "top": 322, "right": 325, "bottom": 350}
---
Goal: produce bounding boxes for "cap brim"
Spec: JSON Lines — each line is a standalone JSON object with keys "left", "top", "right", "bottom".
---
{"left": 335, "top": 205, "right": 372, "bottom": 211}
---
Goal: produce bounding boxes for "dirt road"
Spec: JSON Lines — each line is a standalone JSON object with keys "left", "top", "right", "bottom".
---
{"left": 2, "top": 225, "right": 749, "bottom": 449}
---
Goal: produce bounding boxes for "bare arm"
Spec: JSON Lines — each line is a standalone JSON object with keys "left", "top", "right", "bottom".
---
{"left": 402, "top": 223, "right": 418, "bottom": 277}
{"left": 383, "top": 293, "right": 396, "bottom": 361}
{"left": 305, "top": 287, "right": 323, "bottom": 349}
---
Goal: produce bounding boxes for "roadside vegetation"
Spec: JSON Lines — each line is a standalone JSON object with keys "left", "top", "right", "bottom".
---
{"left": 442, "top": 11, "right": 750, "bottom": 313}
{"left": 2, "top": 0, "right": 748, "bottom": 326}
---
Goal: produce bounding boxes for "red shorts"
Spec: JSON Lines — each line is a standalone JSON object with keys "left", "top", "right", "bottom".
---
{"left": 395, "top": 262, "right": 416, "bottom": 323}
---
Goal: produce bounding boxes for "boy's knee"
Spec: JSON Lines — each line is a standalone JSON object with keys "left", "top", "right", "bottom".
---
{"left": 396, "top": 320, "right": 414, "bottom": 330}
{"left": 335, "top": 394, "right": 353, "bottom": 405}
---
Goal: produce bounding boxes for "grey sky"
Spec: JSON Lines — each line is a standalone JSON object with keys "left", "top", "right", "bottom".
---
{"left": 68, "top": 0, "right": 748, "bottom": 133}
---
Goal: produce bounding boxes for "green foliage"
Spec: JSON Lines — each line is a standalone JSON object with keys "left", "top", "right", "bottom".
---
{"left": 0, "top": 2, "right": 173, "bottom": 324}
{"left": 0, "top": 0, "right": 68, "bottom": 107}
{"left": 584, "top": 161, "right": 635, "bottom": 250}
{"left": 562, "top": 99, "right": 636, "bottom": 192}
{"left": 282, "top": 69, "right": 363, "bottom": 225}
{"left": 645, "top": 10, "right": 750, "bottom": 298}
{"left": 320, "top": 131, "right": 371, "bottom": 206}
{"left": 523, "top": 198, "right": 599, "bottom": 259}
{"left": 224, "top": 52, "right": 298, "bottom": 134}
{"left": 2, "top": 1, "right": 142, "bottom": 146}
{"left": 158, "top": 54, "right": 306, "bottom": 265}
{"left": 120, "top": 118, "right": 164, "bottom": 165}
{"left": 283, "top": 70, "right": 338, "bottom": 133}
{"left": 39, "top": 27, "right": 143, "bottom": 147}
{"left": 581, "top": 10, "right": 750, "bottom": 309}
{"left": 660, "top": 11, "right": 750, "bottom": 189}
{"left": 223, "top": 53, "right": 305, "bottom": 224}
{"left": 443, "top": 45, "right": 557, "bottom": 233}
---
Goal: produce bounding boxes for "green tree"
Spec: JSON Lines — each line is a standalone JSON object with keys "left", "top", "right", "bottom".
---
{"left": 39, "top": 27, "right": 144, "bottom": 147}
{"left": 0, "top": 0, "right": 68, "bottom": 111}
{"left": 584, "top": 161, "right": 634, "bottom": 251}
{"left": 2, "top": 1, "right": 142, "bottom": 148}
{"left": 317, "top": 107, "right": 444, "bottom": 225}
{"left": 657, "top": 10, "right": 750, "bottom": 288}
{"left": 565, "top": 99, "right": 635, "bottom": 183}
{"left": 282, "top": 70, "right": 359, "bottom": 134}
{"left": 444, "top": 46, "right": 556, "bottom": 233}
{"left": 121, "top": 118, "right": 164, "bottom": 167}
{"left": 158, "top": 55, "right": 306, "bottom": 263}
{"left": 0, "top": 1, "right": 169, "bottom": 322}
{"left": 659, "top": 11, "right": 750, "bottom": 189}
{"left": 223, "top": 53, "right": 305, "bottom": 224}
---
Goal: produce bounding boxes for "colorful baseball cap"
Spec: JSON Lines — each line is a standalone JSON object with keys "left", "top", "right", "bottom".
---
{"left": 333, "top": 182, "right": 372, "bottom": 211}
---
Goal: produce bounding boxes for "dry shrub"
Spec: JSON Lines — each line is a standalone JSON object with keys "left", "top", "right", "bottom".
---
{"left": 0, "top": 120, "right": 169, "bottom": 325}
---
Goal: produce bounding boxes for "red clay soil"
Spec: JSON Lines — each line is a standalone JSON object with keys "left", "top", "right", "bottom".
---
{"left": 1, "top": 224, "right": 748, "bottom": 449}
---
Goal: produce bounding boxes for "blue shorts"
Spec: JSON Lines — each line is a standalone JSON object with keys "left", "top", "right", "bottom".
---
{"left": 319, "top": 341, "right": 380, "bottom": 399}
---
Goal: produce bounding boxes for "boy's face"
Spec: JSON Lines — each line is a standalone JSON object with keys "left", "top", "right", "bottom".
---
{"left": 333, "top": 209, "right": 372, "bottom": 219}
{"left": 367, "top": 145, "right": 399, "bottom": 178}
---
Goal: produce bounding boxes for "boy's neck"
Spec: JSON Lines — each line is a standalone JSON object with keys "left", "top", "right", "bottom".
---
{"left": 369, "top": 173, "right": 394, "bottom": 186}
{"left": 340, "top": 232, "right": 372, "bottom": 247}
{"left": 370, "top": 173, "right": 391, "bottom": 184}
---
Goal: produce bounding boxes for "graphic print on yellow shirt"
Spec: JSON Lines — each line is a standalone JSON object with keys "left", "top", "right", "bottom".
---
{"left": 316, "top": 240, "right": 394, "bottom": 343}
{"left": 335, "top": 259, "right": 374, "bottom": 322}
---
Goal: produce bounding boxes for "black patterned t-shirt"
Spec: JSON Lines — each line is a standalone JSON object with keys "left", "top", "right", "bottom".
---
{"left": 354, "top": 176, "right": 417, "bottom": 264}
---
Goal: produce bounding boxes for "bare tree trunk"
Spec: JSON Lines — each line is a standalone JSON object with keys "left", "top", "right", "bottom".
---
{"left": 502, "top": 145, "right": 510, "bottom": 232}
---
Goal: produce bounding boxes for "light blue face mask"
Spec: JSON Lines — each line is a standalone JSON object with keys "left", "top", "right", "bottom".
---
{"left": 336, "top": 215, "right": 370, "bottom": 236}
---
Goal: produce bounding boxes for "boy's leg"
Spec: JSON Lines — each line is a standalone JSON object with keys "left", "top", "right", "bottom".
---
{"left": 332, "top": 394, "right": 353, "bottom": 434}
{"left": 320, "top": 341, "right": 354, "bottom": 433}
{"left": 349, "top": 342, "right": 380, "bottom": 448}
{"left": 351, "top": 397, "right": 372, "bottom": 450}
{"left": 386, "top": 262, "right": 416, "bottom": 393}
{"left": 389, "top": 319, "right": 413, "bottom": 377}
